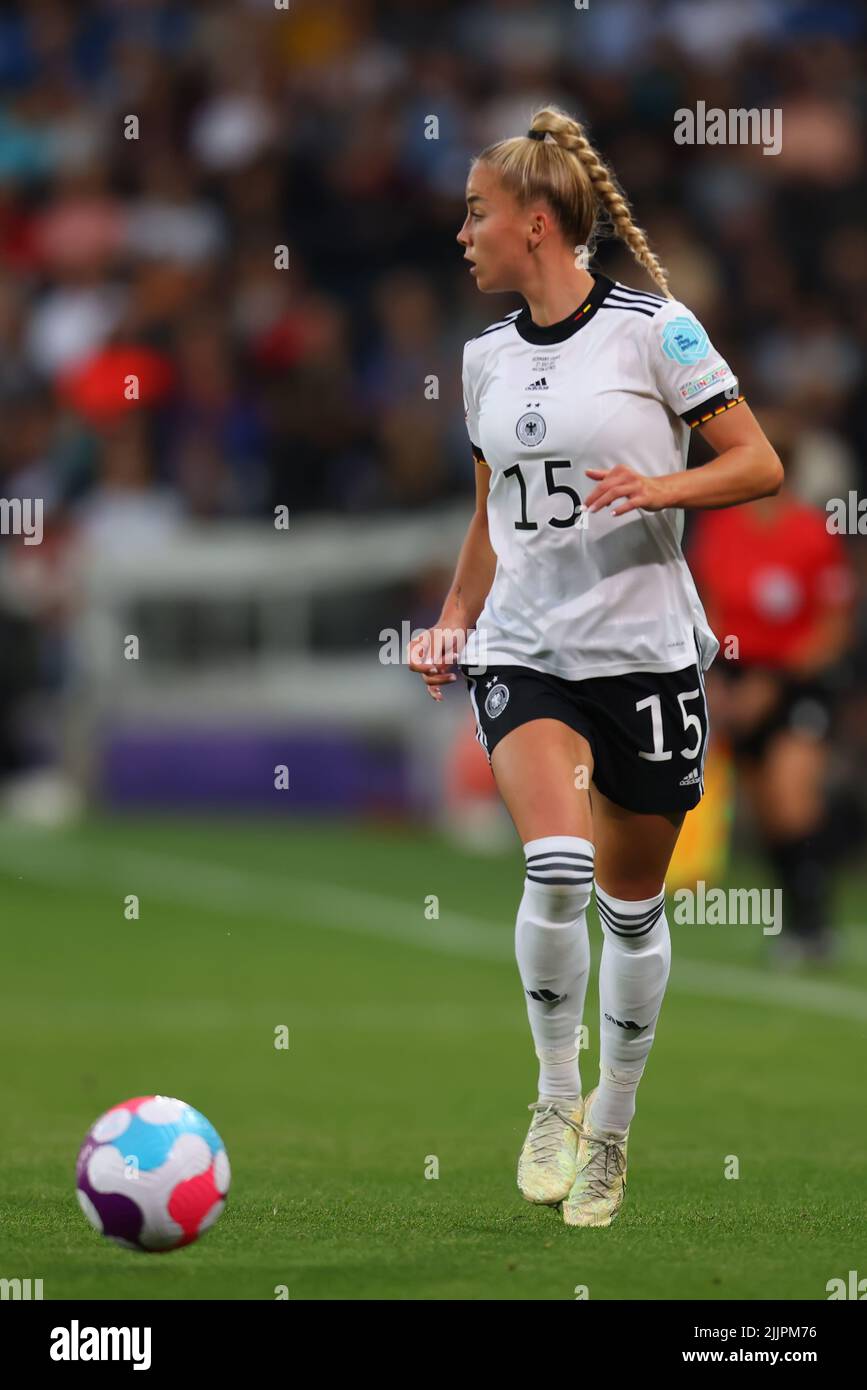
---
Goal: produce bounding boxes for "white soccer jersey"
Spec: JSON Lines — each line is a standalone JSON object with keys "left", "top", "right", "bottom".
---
{"left": 461, "top": 271, "right": 745, "bottom": 680}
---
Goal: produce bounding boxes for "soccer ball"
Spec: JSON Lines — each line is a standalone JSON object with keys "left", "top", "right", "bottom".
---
{"left": 75, "top": 1095, "right": 230, "bottom": 1252}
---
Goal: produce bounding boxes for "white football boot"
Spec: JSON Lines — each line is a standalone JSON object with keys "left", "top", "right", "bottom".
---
{"left": 562, "top": 1086, "right": 628, "bottom": 1228}
{"left": 517, "top": 1096, "right": 585, "bottom": 1204}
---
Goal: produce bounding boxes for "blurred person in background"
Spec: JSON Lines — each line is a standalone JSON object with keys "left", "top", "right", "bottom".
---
{"left": 70, "top": 410, "right": 183, "bottom": 555}
{"left": 688, "top": 410, "right": 856, "bottom": 966}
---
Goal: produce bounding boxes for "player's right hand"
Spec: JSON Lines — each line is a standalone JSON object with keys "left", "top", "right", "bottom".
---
{"left": 408, "top": 627, "right": 467, "bottom": 702}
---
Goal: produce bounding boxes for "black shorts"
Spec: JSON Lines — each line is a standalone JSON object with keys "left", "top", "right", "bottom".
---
{"left": 460, "top": 661, "right": 710, "bottom": 814}
{"left": 713, "top": 663, "right": 834, "bottom": 761}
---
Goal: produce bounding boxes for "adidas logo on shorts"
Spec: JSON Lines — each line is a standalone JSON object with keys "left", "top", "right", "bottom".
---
{"left": 678, "top": 766, "right": 700, "bottom": 786}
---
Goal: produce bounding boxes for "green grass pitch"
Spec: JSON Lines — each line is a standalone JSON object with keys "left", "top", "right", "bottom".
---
{"left": 1, "top": 814, "right": 865, "bottom": 1301}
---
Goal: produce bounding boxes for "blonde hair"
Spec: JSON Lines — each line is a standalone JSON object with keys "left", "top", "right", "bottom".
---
{"left": 474, "top": 104, "right": 672, "bottom": 299}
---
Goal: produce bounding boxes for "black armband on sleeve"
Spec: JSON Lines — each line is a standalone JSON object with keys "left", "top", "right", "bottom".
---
{"left": 680, "top": 388, "right": 746, "bottom": 430}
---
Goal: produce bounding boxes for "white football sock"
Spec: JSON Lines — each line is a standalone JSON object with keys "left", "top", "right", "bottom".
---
{"left": 594, "top": 882, "right": 671, "bottom": 1134}
{"left": 515, "top": 836, "right": 594, "bottom": 1101}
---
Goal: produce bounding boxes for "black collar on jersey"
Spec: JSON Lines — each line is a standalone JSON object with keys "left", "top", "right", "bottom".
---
{"left": 513, "top": 271, "right": 615, "bottom": 344}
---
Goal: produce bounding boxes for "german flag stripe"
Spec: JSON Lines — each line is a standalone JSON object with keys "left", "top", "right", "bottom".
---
{"left": 681, "top": 390, "right": 746, "bottom": 429}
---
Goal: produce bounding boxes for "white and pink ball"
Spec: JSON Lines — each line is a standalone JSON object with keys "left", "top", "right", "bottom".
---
{"left": 76, "top": 1096, "right": 230, "bottom": 1252}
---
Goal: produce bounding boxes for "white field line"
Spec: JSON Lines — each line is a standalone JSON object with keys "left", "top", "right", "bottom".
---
{"left": 1, "top": 838, "right": 867, "bottom": 1023}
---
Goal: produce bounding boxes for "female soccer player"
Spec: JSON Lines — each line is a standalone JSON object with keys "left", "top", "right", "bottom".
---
{"left": 409, "top": 106, "right": 783, "bottom": 1228}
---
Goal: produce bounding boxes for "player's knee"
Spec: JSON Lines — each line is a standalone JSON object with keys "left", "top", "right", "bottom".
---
{"left": 595, "top": 881, "right": 668, "bottom": 947}
{"left": 597, "top": 874, "right": 665, "bottom": 903}
{"left": 521, "top": 835, "right": 594, "bottom": 922}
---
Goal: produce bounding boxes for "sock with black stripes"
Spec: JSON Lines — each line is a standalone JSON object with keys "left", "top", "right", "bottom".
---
{"left": 594, "top": 882, "right": 671, "bottom": 1134}
{"left": 515, "top": 836, "right": 595, "bottom": 1101}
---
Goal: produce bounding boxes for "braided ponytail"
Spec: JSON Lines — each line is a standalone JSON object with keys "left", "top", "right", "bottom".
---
{"left": 476, "top": 104, "right": 672, "bottom": 299}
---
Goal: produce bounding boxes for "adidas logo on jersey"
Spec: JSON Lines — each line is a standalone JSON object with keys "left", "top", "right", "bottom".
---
{"left": 524, "top": 376, "right": 549, "bottom": 391}
{"left": 679, "top": 767, "right": 701, "bottom": 786}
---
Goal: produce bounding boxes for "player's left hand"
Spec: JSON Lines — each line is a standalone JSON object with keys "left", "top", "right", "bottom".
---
{"left": 584, "top": 467, "right": 674, "bottom": 516}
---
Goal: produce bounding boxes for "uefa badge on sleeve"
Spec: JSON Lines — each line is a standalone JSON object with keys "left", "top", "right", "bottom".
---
{"left": 661, "top": 316, "right": 709, "bottom": 365}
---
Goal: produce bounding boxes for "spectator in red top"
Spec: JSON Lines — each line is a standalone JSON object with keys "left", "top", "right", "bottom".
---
{"left": 688, "top": 411, "right": 855, "bottom": 964}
